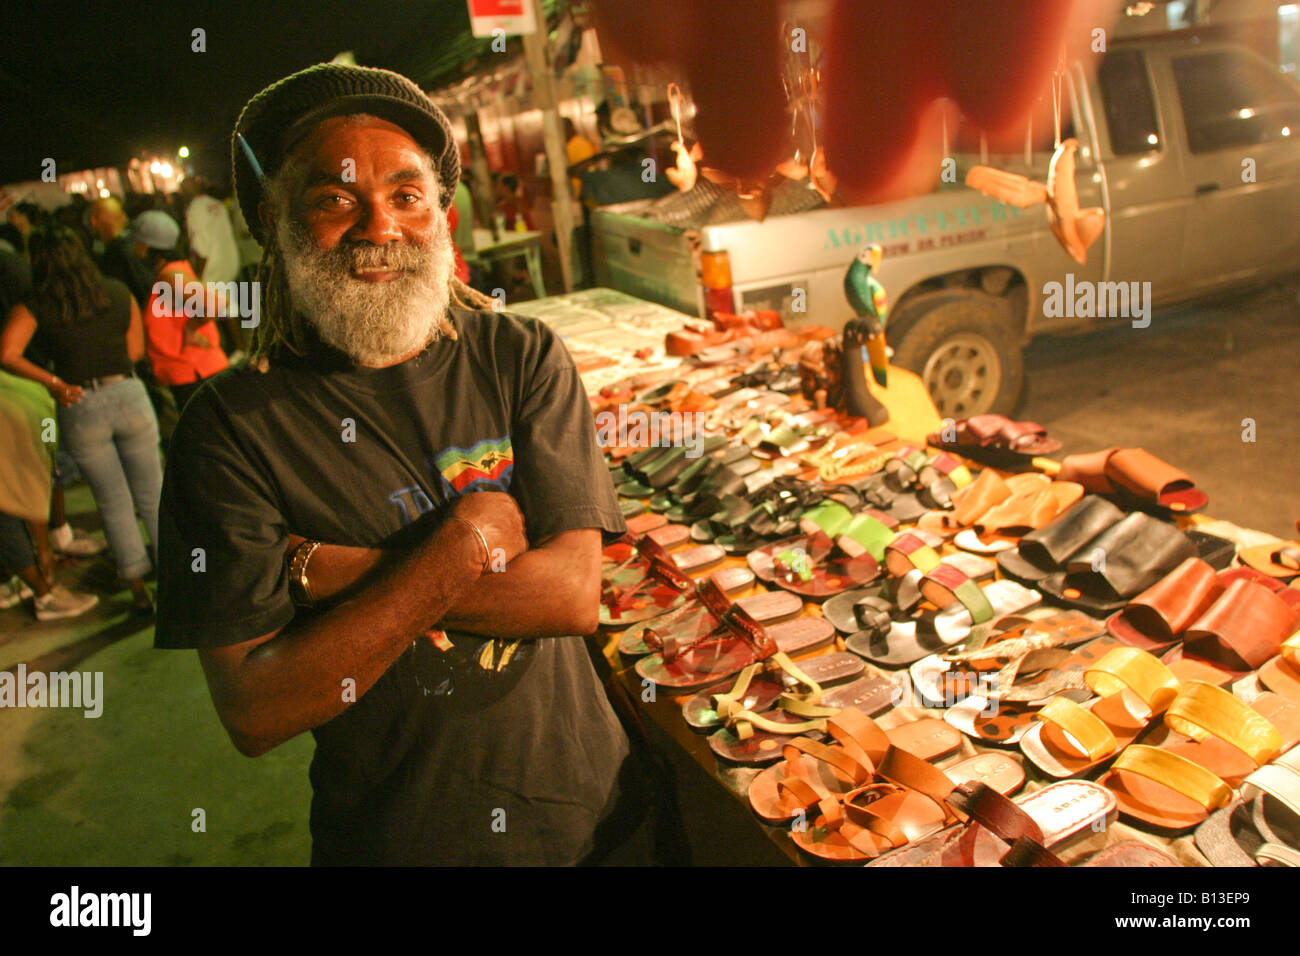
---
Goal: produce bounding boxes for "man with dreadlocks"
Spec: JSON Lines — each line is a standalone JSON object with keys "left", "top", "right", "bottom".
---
{"left": 153, "top": 64, "right": 646, "bottom": 865}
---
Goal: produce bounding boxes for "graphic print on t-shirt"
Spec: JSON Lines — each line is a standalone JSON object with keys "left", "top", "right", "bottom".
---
{"left": 432, "top": 436, "right": 514, "bottom": 497}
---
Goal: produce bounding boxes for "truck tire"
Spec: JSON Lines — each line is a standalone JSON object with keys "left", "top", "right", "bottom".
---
{"left": 891, "top": 293, "right": 1023, "bottom": 418}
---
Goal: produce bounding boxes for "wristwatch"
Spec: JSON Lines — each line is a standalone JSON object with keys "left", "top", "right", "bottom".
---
{"left": 287, "top": 539, "right": 322, "bottom": 607}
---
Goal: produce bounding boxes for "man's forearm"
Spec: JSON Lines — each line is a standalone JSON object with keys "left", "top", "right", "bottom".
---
{"left": 299, "top": 532, "right": 600, "bottom": 638}
{"left": 439, "top": 538, "right": 601, "bottom": 637}
{"left": 220, "top": 520, "right": 484, "bottom": 754}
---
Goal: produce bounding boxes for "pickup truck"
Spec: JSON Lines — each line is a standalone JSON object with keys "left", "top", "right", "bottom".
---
{"left": 590, "top": 36, "right": 1300, "bottom": 417}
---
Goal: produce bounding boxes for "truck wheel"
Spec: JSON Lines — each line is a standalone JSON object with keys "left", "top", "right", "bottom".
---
{"left": 891, "top": 294, "right": 1023, "bottom": 418}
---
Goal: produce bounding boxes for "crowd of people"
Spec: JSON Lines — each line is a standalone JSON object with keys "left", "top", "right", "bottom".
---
{"left": 0, "top": 180, "right": 253, "bottom": 621}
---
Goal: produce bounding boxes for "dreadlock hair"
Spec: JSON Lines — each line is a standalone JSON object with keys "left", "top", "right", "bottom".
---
{"left": 245, "top": 153, "right": 499, "bottom": 372}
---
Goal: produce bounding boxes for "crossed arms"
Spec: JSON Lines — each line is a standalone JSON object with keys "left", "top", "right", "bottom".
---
{"left": 196, "top": 491, "right": 602, "bottom": 757}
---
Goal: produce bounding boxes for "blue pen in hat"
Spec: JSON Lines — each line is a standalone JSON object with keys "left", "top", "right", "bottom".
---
{"left": 236, "top": 133, "right": 266, "bottom": 183}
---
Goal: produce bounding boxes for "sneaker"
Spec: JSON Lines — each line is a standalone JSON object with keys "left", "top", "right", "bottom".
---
{"left": 50, "top": 523, "right": 108, "bottom": 558}
{"left": 0, "top": 577, "right": 35, "bottom": 610}
{"left": 33, "top": 585, "right": 100, "bottom": 621}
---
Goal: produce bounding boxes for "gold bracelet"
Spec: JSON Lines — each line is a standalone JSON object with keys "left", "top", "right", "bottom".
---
{"left": 288, "top": 539, "right": 322, "bottom": 606}
{"left": 449, "top": 516, "right": 491, "bottom": 573}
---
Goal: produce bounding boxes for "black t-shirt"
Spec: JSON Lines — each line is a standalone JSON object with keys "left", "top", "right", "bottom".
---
{"left": 153, "top": 307, "right": 632, "bottom": 865}
{"left": 31, "top": 278, "right": 134, "bottom": 385}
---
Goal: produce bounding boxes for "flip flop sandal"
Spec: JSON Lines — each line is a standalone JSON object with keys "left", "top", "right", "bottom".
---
{"left": 1240, "top": 539, "right": 1300, "bottom": 581}
{"left": 1260, "top": 632, "right": 1300, "bottom": 703}
{"left": 791, "top": 744, "right": 1022, "bottom": 863}
{"left": 883, "top": 447, "right": 931, "bottom": 491}
{"left": 921, "top": 575, "right": 1043, "bottom": 653}
{"left": 1038, "top": 512, "right": 1198, "bottom": 617}
{"left": 851, "top": 576, "right": 1038, "bottom": 669}
{"left": 866, "top": 779, "right": 1115, "bottom": 868}
{"left": 1018, "top": 646, "right": 1182, "bottom": 778}
{"left": 909, "top": 610, "right": 1107, "bottom": 709}
{"left": 943, "top": 634, "right": 1133, "bottom": 745}
{"left": 997, "top": 495, "right": 1126, "bottom": 584}
{"left": 634, "top": 613, "right": 835, "bottom": 694}
{"left": 1100, "top": 683, "right": 1300, "bottom": 832}
{"left": 670, "top": 544, "right": 726, "bottom": 574}
{"left": 915, "top": 453, "right": 975, "bottom": 509}
{"left": 682, "top": 652, "right": 867, "bottom": 730}
{"left": 747, "top": 532, "right": 882, "bottom": 601}
{"left": 1057, "top": 446, "right": 1209, "bottom": 514}
{"left": 619, "top": 498, "right": 646, "bottom": 518}
{"left": 617, "top": 580, "right": 798, "bottom": 657}
{"left": 882, "top": 533, "right": 989, "bottom": 611}
{"left": 747, "top": 709, "right": 987, "bottom": 825}
{"left": 1180, "top": 577, "right": 1300, "bottom": 676}
{"left": 1195, "top": 743, "right": 1300, "bottom": 867}
{"left": 709, "top": 676, "right": 902, "bottom": 765}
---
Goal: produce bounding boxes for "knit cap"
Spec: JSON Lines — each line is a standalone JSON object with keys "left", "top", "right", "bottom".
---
{"left": 231, "top": 63, "right": 459, "bottom": 243}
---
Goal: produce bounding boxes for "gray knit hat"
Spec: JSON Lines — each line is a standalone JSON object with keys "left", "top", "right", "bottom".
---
{"left": 231, "top": 62, "right": 460, "bottom": 244}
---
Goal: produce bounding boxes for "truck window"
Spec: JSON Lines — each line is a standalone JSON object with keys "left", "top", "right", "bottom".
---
{"left": 1172, "top": 50, "right": 1300, "bottom": 153}
{"left": 1099, "top": 49, "right": 1161, "bottom": 154}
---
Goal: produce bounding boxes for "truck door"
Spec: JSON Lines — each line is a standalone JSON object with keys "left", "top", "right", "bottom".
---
{"left": 1168, "top": 46, "right": 1300, "bottom": 291}
{"left": 1093, "top": 47, "right": 1189, "bottom": 300}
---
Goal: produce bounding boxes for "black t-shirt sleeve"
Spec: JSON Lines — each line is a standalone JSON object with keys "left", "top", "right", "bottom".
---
{"left": 154, "top": 397, "right": 295, "bottom": 649}
{"left": 506, "top": 320, "right": 627, "bottom": 545}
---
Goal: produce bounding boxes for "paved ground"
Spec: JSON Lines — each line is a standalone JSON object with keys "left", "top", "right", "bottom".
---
{"left": 1019, "top": 279, "right": 1299, "bottom": 541}
{"left": 1, "top": 282, "right": 1296, "bottom": 866}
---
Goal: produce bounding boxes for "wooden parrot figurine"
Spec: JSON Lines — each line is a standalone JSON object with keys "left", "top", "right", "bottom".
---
{"left": 965, "top": 138, "right": 1106, "bottom": 265}
{"left": 840, "top": 244, "right": 891, "bottom": 427}
{"left": 843, "top": 243, "right": 890, "bottom": 386}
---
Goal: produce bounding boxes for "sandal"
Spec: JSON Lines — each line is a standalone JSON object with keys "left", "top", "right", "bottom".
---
{"left": 867, "top": 779, "right": 1115, "bottom": 867}
{"left": 617, "top": 581, "right": 801, "bottom": 657}
{"left": 747, "top": 709, "right": 1006, "bottom": 825}
{"left": 927, "top": 414, "right": 1063, "bottom": 461}
{"left": 1056, "top": 446, "right": 1208, "bottom": 514}
{"left": 1099, "top": 682, "right": 1300, "bottom": 832}
{"left": 791, "top": 744, "right": 1026, "bottom": 863}
{"left": 1195, "top": 743, "right": 1300, "bottom": 867}
{"left": 1018, "top": 646, "right": 1182, "bottom": 778}
{"left": 634, "top": 611, "right": 835, "bottom": 693}
{"left": 682, "top": 652, "right": 866, "bottom": 730}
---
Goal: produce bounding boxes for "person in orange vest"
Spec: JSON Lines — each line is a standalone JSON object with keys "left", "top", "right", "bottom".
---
{"left": 133, "top": 210, "right": 229, "bottom": 411}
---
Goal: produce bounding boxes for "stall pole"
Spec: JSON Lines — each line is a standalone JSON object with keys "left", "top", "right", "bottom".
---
{"left": 522, "top": 0, "right": 577, "bottom": 292}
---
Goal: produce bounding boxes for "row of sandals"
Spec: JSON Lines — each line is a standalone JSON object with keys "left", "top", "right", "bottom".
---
{"left": 595, "top": 365, "right": 1300, "bottom": 867}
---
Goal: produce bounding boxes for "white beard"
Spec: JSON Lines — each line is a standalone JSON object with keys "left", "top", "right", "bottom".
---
{"left": 276, "top": 209, "right": 455, "bottom": 366}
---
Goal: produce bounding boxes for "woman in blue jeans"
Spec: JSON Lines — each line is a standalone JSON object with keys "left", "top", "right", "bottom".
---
{"left": 0, "top": 227, "right": 161, "bottom": 613}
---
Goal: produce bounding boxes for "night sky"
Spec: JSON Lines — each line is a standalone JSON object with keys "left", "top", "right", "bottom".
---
{"left": 2, "top": 0, "right": 478, "bottom": 186}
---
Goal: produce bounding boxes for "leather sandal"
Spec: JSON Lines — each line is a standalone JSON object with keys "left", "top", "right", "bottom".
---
{"left": 1018, "top": 646, "right": 1183, "bottom": 778}
{"left": 634, "top": 611, "right": 834, "bottom": 693}
{"left": 617, "top": 580, "right": 800, "bottom": 657}
{"left": 1195, "top": 743, "right": 1300, "bottom": 867}
{"left": 867, "top": 779, "right": 1115, "bottom": 867}
{"left": 1100, "top": 682, "right": 1300, "bottom": 832}
{"left": 682, "top": 652, "right": 866, "bottom": 731}
{"left": 1056, "top": 446, "right": 1208, "bottom": 514}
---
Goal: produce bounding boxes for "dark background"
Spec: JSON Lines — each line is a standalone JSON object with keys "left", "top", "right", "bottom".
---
{"left": 1, "top": 0, "right": 504, "bottom": 186}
